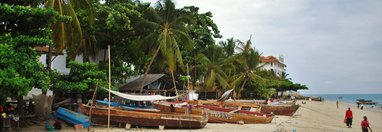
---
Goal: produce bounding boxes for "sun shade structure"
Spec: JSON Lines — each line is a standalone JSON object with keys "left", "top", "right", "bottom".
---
{"left": 217, "top": 89, "right": 234, "bottom": 101}
{"left": 104, "top": 88, "right": 176, "bottom": 101}
{"left": 119, "top": 74, "right": 165, "bottom": 92}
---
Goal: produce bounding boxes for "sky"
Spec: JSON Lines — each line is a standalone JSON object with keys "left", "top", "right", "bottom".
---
{"left": 142, "top": 0, "right": 382, "bottom": 94}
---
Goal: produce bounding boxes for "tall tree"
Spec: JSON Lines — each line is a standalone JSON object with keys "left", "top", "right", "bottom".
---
{"left": 139, "top": 0, "right": 193, "bottom": 94}
{"left": 91, "top": 0, "right": 143, "bottom": 82}
{"left": 0, "top": 2, "right": 59, "bottom": 111}
{"left": 181, "top": 6, "right": 222, "bottom": 90}
{"left": 231, "top": 37, "right": 263, "bottom": 99}
{"left": 219, "top": 38, "right": 240, "bottom": 77}
{"left": 45, "top": 0, "right": 94, "bottom": 67}
{"left": 196, "top": 45, "right": 228, "bottom": 95}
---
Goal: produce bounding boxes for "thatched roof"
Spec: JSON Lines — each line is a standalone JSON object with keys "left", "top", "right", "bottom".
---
{"left": 119, "top": 74, "right": 165, "bottom": 92}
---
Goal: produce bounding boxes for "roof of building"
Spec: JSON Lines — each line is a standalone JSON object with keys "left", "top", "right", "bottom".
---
{"left": 35, "top": 46, "right": 63, "bottom": 55}
{"left": 260, "top": 56, "right": 286, "bottom": 67}
{"left": 119, "top": 74, "right": 165, "bottom": 92}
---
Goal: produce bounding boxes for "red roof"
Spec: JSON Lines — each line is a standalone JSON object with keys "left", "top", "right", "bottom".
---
{"left": 35, "top": 46, "right": 63, "bottom": 55}
{"left": 260, "top": 56, "right": 286, "bottom": 67}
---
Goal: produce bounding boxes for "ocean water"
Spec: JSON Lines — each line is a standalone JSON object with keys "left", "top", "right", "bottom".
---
{"left": 302, "top": 94, "right": 382, "bottom": 106}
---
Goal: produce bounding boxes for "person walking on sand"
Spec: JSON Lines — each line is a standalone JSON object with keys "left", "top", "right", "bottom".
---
{"left": 345, "top": 108, "right": 353, "bottom": 128}
{"left": 336, "top": 100, "right": 339, "bottom": 109}
{"left": 361, "top": 116, "right": 372, "bottom": 132}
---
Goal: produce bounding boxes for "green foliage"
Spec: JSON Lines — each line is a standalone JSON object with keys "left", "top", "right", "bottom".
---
{"left": 51, "top": 61, "right": 108, "bottom": 92}
{"left": 0, "top": 3, "right": 58, "bottom": 102}
{"left": 90, "top": 1, "right": 143, "bottom": 81}
{"left": 46, "top": 0, "right": 89, "bottom": 54}
{"left": 139, "top": 0, "right": 194, "bottom": 72}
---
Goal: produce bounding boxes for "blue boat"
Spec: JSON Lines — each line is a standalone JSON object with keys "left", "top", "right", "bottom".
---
{"left": 96, "top": 100, "right": 160, "bottom": 112}
{"left": 55, "top": 107, "right": 92, "bottom": 128}
{"left": 96, "top": 100, "right": 123, "bottom": 106}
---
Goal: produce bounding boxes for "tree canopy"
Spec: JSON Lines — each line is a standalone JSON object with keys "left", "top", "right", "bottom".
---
{"left": 0, "top": 3, "right": 60, "bottom": 102}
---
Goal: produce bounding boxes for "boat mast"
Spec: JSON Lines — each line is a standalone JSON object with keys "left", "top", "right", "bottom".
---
{"left": 107, "top": 45, "right": 111, "bottom": 130}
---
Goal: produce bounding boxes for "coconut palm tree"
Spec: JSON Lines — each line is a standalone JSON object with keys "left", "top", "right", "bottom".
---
{"left": 196, "top": 45, "right": 229, "bottom": 96}
{"left": 230, "top": 36, "right": 264, "bottom": 99}
{"left": 219, "top": 37, "right": 240, "bottom": 77}
{"left": 45, "top": 0, "right": 94, "bottom": 67}
{"left": 139, "top": 0, "right": 193, "bottom": 94}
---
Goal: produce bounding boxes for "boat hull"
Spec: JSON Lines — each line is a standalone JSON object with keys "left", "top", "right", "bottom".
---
{"left": 153, "top": 102, "right": 273, "bottom": 124}
{"left": 260, "top": 104, "right": 300, "bottom": 116}
{"left": 55, "top": 107, "right": 92, "bottom": 128}
{"left": 80, "top": 105, "right": 207, "bottom": 129}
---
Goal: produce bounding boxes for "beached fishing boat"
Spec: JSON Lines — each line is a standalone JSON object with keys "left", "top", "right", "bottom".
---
{"left": 83, "top": 89, "right": 208, "bottom": 129}
{"left": 80, "top": 103, "right": 208, "bottom": 129}
{"left": 95, "top": 100, "right": 160, "bottom": 112}
{"left": 188, "top": 100, "right": 262, "bottom": 112}
{"left": 188, "top": 99, "right": 299, "bottom": 116}
{"left": 259, "top": 104, "right": 300, "bottom": 116}
{"left": 152, "top": 101, "right": 273, "bottom": 124}
{"left": 55, "top": 107, "right": 92, "bottom": 128}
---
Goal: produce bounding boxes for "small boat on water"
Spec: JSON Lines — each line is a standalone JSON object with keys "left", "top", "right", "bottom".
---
{"left": 80, "top": 103, "right": 208, "bottom": 129}
{"left": 55, "top": 107, "right": 92, "bottom": 128}
{"left": 356, "top": 99, "right": 378, "bottom": 105}
{"left": 153, "top": 101, "right": 273, "bottom": 124}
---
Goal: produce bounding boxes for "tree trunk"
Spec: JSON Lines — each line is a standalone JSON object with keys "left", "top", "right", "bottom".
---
{"left": 170, "top": 71, "right": 178, "bottom": 96}
{"left": 237, "top": 78, "right": 249, "bottom": 99}
{"left": 46, "top": 46, "right": 53, "bottom": 70}
{"left": 17, "top": 96, "right": 25, "bottom": 115}
{"left": 192, "top": 51, "right": 196, "bottom": 90}
{"left": 140, "top": 45, "right": 161, "bottom": 93}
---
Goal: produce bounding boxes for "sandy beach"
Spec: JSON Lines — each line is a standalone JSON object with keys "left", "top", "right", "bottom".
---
{"left": 20, "top": 100, "right": 382, "bottom": 132}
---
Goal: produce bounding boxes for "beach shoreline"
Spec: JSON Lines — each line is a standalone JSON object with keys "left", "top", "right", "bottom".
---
{"left": 20, "top": 100, "right": 382, "bottom": 132}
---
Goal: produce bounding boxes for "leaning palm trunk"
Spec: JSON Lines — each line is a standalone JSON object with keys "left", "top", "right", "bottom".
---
{"left": 236, "top": 78, "right": 249, "bottom": 99}
{"left": 171, "top": 71, "right": 178, "bottom": 96}
{"left": 140, "top": 45, "right": 161, "bottom": 93}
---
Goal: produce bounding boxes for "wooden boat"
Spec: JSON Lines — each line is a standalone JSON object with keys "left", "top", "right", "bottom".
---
{"left": 80, "top": 103, "right": 208, "bottom": 129}
{"left": 55, "top": 107, "right": 92, "bottom": 128}
{"left": 153, "top": 102, "right": 273, "bottom": 124}
{"left": 188, "top": 100, "right": 299, "bottom": 116}
{"left": 259, "top": 104, "right": 300, "bottom": 116}
{"left": 188, "top": 100, "right": 261, "bottom": 112}
{"left": 96, "top": 100, "right": 160, "bottom": 112}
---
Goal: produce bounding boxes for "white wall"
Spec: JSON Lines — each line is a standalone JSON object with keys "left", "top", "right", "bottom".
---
{"left": 260, "top": 62, "right": 286, "bottom": 76}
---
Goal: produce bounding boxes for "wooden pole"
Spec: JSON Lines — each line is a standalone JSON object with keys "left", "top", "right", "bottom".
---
{"left": 107, "top": 45, "right": 111, "bottom": 130}
{"left": 187, "top": 64, "right": 189, "bottom": 90}
{"left": 88, "top": 81, "right": 98, "bottom": 131}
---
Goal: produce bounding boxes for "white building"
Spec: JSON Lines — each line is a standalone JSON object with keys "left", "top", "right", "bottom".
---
{"left": 260, "top": 55, "right": 286, "bottom": 76}
{"left": 36, "top": 46, "right": 106, "bottom": 75}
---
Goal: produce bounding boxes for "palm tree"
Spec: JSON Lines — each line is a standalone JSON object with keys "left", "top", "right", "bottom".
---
{"left": 219, "top": 38, "right": 240, "bottom": 77}
{"left": 196, "top": 45, "right": 228, "bottom": 97}
{"left": 219, "top": 37, "right": 239, "bottom": 57}
{"left": 230, "top": 36, "right": 264, "bottom": 99}
{"left": 45, "top": 0, "right": 94, "bottom": 67}
{"left": 139, "top": 0, "right": 193, "bottom": 94}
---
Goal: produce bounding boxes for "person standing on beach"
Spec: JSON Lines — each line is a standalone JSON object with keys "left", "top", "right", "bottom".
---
{"left": 345, "top": 108, "right": 353, "bottom": 128}
{"left": 336, "top": 100, "right": 339, "bottom": 109}
{"left": 361, "top": 116, "right": 372, "bottom": 132}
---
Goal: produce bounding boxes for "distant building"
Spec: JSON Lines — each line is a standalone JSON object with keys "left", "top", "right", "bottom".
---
{"left": 260, "top": 55, "right": 286, "bottom": 76}
{"left": 36, "top": 46, "right": 107, "bottom": 75}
